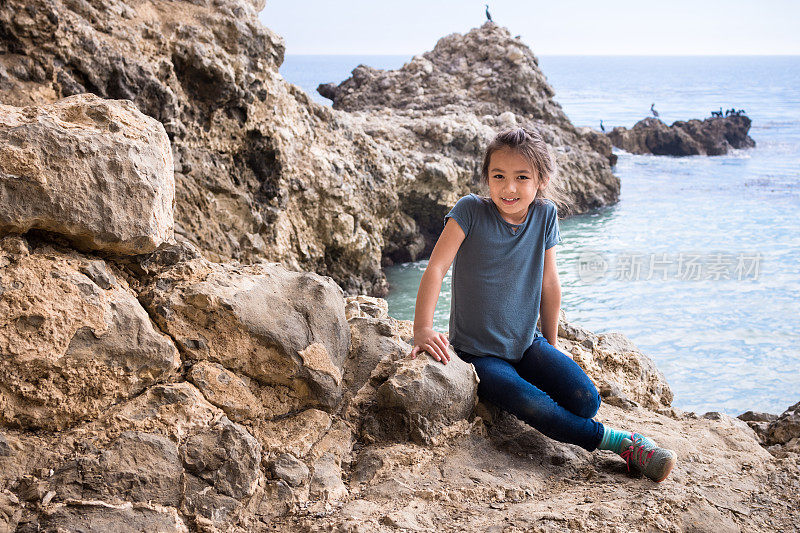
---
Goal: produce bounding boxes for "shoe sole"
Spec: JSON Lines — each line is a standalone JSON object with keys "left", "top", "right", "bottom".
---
{"left": 652, "top": 452, "right": 677, "bottom": 482}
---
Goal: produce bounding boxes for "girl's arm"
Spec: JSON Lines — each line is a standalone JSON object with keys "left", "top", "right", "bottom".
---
{"left": 409, "top": 218, "right": 466, "bottom": 365}
{"left": 540, "top": 246, "right": 561, "bottom": 347}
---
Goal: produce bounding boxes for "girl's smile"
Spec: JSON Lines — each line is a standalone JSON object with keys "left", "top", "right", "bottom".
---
{"left": 487, "top": 148, "right": 545, "bottom": 225}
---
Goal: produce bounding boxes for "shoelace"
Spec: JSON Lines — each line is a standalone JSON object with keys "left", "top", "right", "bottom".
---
{"left": 620, "top": 435, "right": 656, "bottom": 472}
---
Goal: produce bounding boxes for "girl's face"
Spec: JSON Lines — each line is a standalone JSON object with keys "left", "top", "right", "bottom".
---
{"left": 486, "top": 148, "right": 546, "bottom": 225}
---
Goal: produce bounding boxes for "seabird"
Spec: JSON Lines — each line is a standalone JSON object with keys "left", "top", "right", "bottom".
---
{"left": 600, "top": 120, "right": 605, "bottom": 133}
{"left": 650, "top": 103, "right": 659, "bottom": 118}
{"left": 485, "top": 4, "right": 492, "bottom": 21}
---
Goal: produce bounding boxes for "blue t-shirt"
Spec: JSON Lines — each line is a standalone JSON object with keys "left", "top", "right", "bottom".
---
{"left": 445, "top": 193, "right": 562, "bottom": 362}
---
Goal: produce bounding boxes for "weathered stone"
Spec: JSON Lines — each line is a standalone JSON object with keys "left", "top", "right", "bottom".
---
{"left": 188, "top": 361, "right": 260, "bottom": 423}
{"left": 309, "top": 453, "right": 348, "bottom": 501}
{"left": 182, "top": 474, "right": 241, "bottom": 529}
{"left": 254, "top": 408, "right": 331, "bottom": 459}
{"left": 254, "top": 480, "right": 295, "bottom": 522}
{"left": 270, "top": 453, "right": 309, "bottom": 487}
{"left": 0, "top": 489, "right": 21, "bottom": 533}
{"left": 0, "top": 240, "right": 180, "bottom": 430}
{"left": 344, "top": 316, "right": 408, "bottom": 395}
{"left": 83, "top": 382, "right": 222, "bottom": 445}
{"left": 766, "top": 401, "right": 800, "bottom": 445}
{"left": 141, "top": 256, "right": 349, "bottom": 416}
{"left": 0, "top": 94, "right": 174, "bottom": 254}
{"left": 181, "top": 417, "right": 261, "bottom": 500}
{"left": 375, "top": 349, "right": 479, "bottom": 443}
{"left": 737, "top": 410, "right": 779, "bottom": 423}
{"left": 607, "top": 115, "right": 755, "bottom": 156}
{"left": 24, "top": 500, "right": 188, "bottom": 533}
{"left": 49, "top": 431, "right": 183, "bottom": 506}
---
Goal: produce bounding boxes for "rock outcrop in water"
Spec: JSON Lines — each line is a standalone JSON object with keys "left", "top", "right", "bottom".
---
{"left": 607, "top": 115, "right": 755, "bottom": 156}
{"left": 1, "top": 4, "right": 617, "bottom": 295}
{"left": 0, "top": 94, "right": 798, "bottom": 532}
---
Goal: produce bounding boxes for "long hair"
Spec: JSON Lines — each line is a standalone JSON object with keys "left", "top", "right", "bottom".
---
{"left": 480, "top": 127, "right": 568, "bottom": 213}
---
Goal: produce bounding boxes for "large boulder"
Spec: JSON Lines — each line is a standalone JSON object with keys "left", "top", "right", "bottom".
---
{"left": 0, "top": 236, "right": 180, "bottom": 430}
{"left": 0, "top": 94, "right": 174, "bottom": 254}
{"left": 606, "top": 115, "right": 755, "bottom": 156}
{"left": 138, "top": 245, "right": 350, "bottom": 417}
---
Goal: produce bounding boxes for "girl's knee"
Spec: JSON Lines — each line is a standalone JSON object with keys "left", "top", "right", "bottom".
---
{"left": 572, "top": 387, "right": 601, "bottom": 419}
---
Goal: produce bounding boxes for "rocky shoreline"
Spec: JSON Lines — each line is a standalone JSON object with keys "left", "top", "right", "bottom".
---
{"left": 1, "top": 1, "right": 798, "bottom": 532}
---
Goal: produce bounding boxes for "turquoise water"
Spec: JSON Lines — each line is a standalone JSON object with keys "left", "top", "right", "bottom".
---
{"left": 281, "top": 55, "right": 800, "bottom": 416}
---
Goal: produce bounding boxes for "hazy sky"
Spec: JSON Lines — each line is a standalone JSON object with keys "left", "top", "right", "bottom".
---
{"left": 259, "top": 1, "right": 800, "bottom": 56}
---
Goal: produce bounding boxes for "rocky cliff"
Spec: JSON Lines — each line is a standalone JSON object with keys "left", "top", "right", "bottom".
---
{"left": 0, "top": 94, "right": 799, "bottom": 533}
{"left": 1, "top": 2, "right": 618, "bottom": 296}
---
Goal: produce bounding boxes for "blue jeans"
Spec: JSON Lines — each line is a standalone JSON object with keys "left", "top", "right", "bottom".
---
{"left": 456, "top": 337, "right": 604, "bottom": 451}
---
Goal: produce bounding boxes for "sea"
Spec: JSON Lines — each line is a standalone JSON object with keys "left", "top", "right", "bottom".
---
{"left": 280, "top": 55, "right": 800, "bottom": 416}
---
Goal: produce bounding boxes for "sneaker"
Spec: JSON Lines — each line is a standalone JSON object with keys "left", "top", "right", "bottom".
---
{"left": 620, "top": 435, "right": 677, "bottom": 482}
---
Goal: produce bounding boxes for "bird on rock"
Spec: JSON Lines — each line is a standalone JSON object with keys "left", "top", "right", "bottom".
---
{"left": 485, "top": 4, "right": 493, "bottom": 21}
{"left": 650, "top": 103, "right": 659, "bottom": 118}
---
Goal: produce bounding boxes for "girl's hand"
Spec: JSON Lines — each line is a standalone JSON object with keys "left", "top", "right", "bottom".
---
{"left": 409, "top": 327, "right": 451, "bottom": 364}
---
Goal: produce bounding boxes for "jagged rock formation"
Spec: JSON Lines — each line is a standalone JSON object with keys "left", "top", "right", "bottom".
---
{"left": 322, "top": 22, "right": 620, "bottom": 221}
{"left": 1, "top": 3, "right": 617, "bottom": 296}
{"left": 606, "top": 115, "right": 755, "bottom": 156}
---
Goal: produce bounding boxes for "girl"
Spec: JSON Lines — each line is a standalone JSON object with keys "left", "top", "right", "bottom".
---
{"left": 408, "top": 127, "right": 676, "bottom": 482}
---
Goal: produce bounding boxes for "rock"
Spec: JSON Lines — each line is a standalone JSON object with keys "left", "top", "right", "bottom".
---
{"left": 0, "top": 94, "right": 174, "bottom": 254}
{"left": 181, "top": 474, "right": 241, "bottom": 529}
{"left": 187, "top": 361, "right": 261, "bottom": 423}
{"left": 606, "top": 115, "right": 755, "bottom": 156}
{"left": 345, "top": 295, "right": 389, "bottom": 319}
{"left": 140, "top": 252, "right": 349, "bottom": 416}
{"left": 375, "top": 349, "right": 479, "bottom": 443}
{"left": 49, "top": 432, "right": 183, "bottom": 506}
{"left": 309, "top": 453, "right": 348, "bottom": 501}
{"left": 254, "top": 480, "right": 296, "bottom": 522}
{"left": 737, "top": 410, "right": 779, "bottom": 423}
{"left": 181, "top": 417, "right": 262, "bottom": 500}
{"left": 766, "top": 401, "right": 800, "bottom": 446}
{"left": 322, "top": 22, "right": 620, "bottom": 214}
{"left": 270, "top": 453, "right": 309, "bottom": 487}
{"left": 344, "top": 315, "right": 408, "bottom": 395}
{"left": 317, "top": 82, "right": 338, "bottom": 101}
{"left": 254, "top": 408, "right": 331, "bottom": 459}
{"left": 23, "top": 500, "right": 188, "bottom": 533}
{"left": 83, "top": 382, "right": 222, "bottom": 445}
{"left": 0, "top": 489, "right": 21, "bottom": 533}
{"left": 0, "top": 238, "right": 180, "bottom": 430}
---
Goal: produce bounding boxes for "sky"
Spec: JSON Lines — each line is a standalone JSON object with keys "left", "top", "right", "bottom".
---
{"left": 259, "top": 1, "right": 800, "bottom": 56}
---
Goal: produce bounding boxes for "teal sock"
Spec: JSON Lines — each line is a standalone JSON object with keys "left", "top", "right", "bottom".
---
{"left": 597, "top": 426, "right": 631, "bottom": 454}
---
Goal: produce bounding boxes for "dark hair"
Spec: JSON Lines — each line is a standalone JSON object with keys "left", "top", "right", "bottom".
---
{"left": 481, "top": 127, "right": 568, "bottom": 212}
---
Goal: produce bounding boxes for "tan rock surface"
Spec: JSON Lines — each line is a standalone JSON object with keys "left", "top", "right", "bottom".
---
{"left": 138, "top": 246, "right": 350, "bottom": 416}
{"left": 0, "top": 94, "right": 174, "bottom": 254}
{"left": 0, "top": 236, "right": 179, "bottom": 430}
